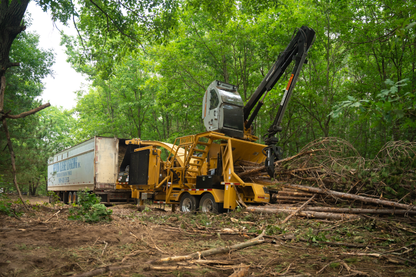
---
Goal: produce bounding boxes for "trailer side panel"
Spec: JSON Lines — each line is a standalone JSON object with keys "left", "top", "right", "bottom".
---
{"left": 47, "top": 138, "right": 95, "bottom": 191}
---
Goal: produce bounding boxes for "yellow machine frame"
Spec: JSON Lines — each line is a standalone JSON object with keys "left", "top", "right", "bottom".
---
{"left": 120, "top": 131, "right": 270, "bottom": 211}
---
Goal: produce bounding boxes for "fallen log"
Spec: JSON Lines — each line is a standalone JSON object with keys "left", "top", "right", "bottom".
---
{"left": 277, "top": 191, "right": 315, "bottom": 197}
{"left": 304, "top": 207, "right": 416, "bottom": 215}
{"left": 272, "top": 195, "right": 316, "bottom": 201}
{"left": 274, "top": 200, "right": 308, "bottom": 204}
{"left": 272, "top": 206, "right": 416, "bottom": 215}
{"left": 148, "top": 230, "right": 265, "bottom": 264}
{"left": 246, "top": 206, "right": 359, "bottom": 220}
{"left": 282, "top": 188, "right": 300, "bottom": 192}
{"left": 283, "top": 183, "right": 416, "bottom": 211}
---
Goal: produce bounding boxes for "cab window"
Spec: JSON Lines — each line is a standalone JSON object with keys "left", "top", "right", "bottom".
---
{"left": 209, "top": 89, "right": 219, "bottom": 110}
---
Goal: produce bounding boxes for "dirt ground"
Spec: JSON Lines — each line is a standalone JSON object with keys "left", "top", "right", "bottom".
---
{"left": 1, "top": 196, "right": 415, "bottom": 277}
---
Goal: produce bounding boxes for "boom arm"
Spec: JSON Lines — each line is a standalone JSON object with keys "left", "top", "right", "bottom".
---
{"left": 244, "top": 26, "right": 316, "bottom": 176}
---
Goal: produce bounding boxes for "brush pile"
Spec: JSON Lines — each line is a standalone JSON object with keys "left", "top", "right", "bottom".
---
{"left": 235, "top": 137, "right": 416, "bottom": 220}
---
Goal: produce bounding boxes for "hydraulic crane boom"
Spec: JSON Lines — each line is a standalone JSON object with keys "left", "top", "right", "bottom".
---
{"left": 244, "top": 26, "right": 316, "bottom": 176}
{"left": 202, "top": 26, "right": 315, "bottom": 176}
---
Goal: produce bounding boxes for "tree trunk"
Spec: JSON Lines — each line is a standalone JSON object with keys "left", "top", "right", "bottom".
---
{"left": 2, "top": 118, "right": 28, "bottom": 210}
{"left": 0, "top": 0, "right": 30, "bottom": 84}
{"left": 29, "top": 180, "right": 38, "bottom": 196}
{"left": 0, "top": 0, "right": 50, "bottom": 212}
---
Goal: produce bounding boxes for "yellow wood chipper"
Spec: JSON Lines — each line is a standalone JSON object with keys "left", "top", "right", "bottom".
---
{"left": 117, "top": 26, "right": 316, "bottom": 212}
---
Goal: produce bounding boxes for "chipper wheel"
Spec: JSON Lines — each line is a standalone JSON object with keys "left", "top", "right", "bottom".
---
{"left": 179, "top": 193, "right": 199, "bottom": 213}
{"left": 199, "top": 193, "right": 223, "bottom": 213}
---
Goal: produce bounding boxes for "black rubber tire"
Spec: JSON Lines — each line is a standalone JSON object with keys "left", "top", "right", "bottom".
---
{"left": 199, "top": 193, "right": 223, "bottom": 213}
{"left": 63, "top": 191, "right": 69, "bottom": 204}
{"left": 179, "top": 193, "right": 198, "bottom": 213}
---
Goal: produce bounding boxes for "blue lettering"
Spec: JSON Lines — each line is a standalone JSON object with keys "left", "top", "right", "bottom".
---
{"left": 58, "top": 177, "right": 70, "bottom": 183}
{"left": 54, "top": 157, "right": 80, "bottom": 174}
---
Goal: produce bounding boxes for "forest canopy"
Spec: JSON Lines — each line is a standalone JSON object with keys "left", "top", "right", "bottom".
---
{"left": 0, "top": 0, "right": 415, "bottom": 195}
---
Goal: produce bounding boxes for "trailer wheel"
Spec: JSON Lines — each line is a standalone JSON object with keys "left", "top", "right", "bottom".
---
{"left": 200, "top": 193, "right": 222, "bottom": 213}
{"left": 179, "top": 193, "right": 198, "bottom": 213}
{"left": 63, "top": 191, "right": 69, "bottom": 204}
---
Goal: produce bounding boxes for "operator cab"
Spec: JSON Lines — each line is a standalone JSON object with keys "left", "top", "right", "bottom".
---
{"left": 202, "top": 80, "right": 244, "bottom": 138}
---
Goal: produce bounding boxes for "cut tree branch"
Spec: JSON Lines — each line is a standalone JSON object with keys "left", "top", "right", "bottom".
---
{"left": 3, "top": 103, "right": 50, "bottom": 120}
{"left": 149, "top": 230, "right": 265, "bottom": 264}
{"left": 281, "top": 194, "right": 316, "bottom": 224}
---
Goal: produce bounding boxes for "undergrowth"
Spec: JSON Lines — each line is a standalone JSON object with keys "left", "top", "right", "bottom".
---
{"left": 0, "top": 194, "right": 26, "bottom": 217}
{"left": 68, "top": 189, "right": 112, "bottom": 223}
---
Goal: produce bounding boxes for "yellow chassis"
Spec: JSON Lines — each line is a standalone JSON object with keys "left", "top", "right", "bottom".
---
{"left": 119, "top": 131, "right": 270, "bottom": 211}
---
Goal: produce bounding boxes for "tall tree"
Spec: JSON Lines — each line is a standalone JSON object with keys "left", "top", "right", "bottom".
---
{"left": 0, "top": 0, "right": 179, "bottom": 202}
{"left": 0, "top": 0, "right": 53, "bottom": 205}
{"left": 0, "top": 28, "right": 54, "bottom": 195}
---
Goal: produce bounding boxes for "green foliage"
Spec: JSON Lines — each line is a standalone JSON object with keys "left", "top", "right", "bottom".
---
{"left": 1, "top": 105, "right": 76, "bottom": 196}
{"left": 331, "top": 79, "right": 415, "bottom": 127}
{"left": 2, "top": 0, "right": 414, "bottom": 199}
{"left": 142, "top": 206, "right": 152, "bottom": 213}
{"left": 61, "top": 0, "right": 416, "bottom": 162}
{"left": 68, "top": 189, "right": 112, "bottom": 223}
{"left": 71, "top": 55, "right": 161, "bottom": 141}
{"left": 47, "top": 191, "right": 61, "bottom": 204}
{"left": 265, "top": 224, "right": 286, "bottom": 236}
{"left": 303, "top": 227, "right": 328, "bottom": 243}
{"left": 331, "top": 78, "right": 416, "bottom": 155}
{"left": 61, "top": 0, "right": 179, "bottom": 79}
{"left": 0, "top": 194, "right": 23, "bottom": 218}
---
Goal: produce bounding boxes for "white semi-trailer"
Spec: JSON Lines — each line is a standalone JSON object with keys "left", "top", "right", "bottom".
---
{"left": 47, "top": 136, "right": 132, "bottom": 204}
